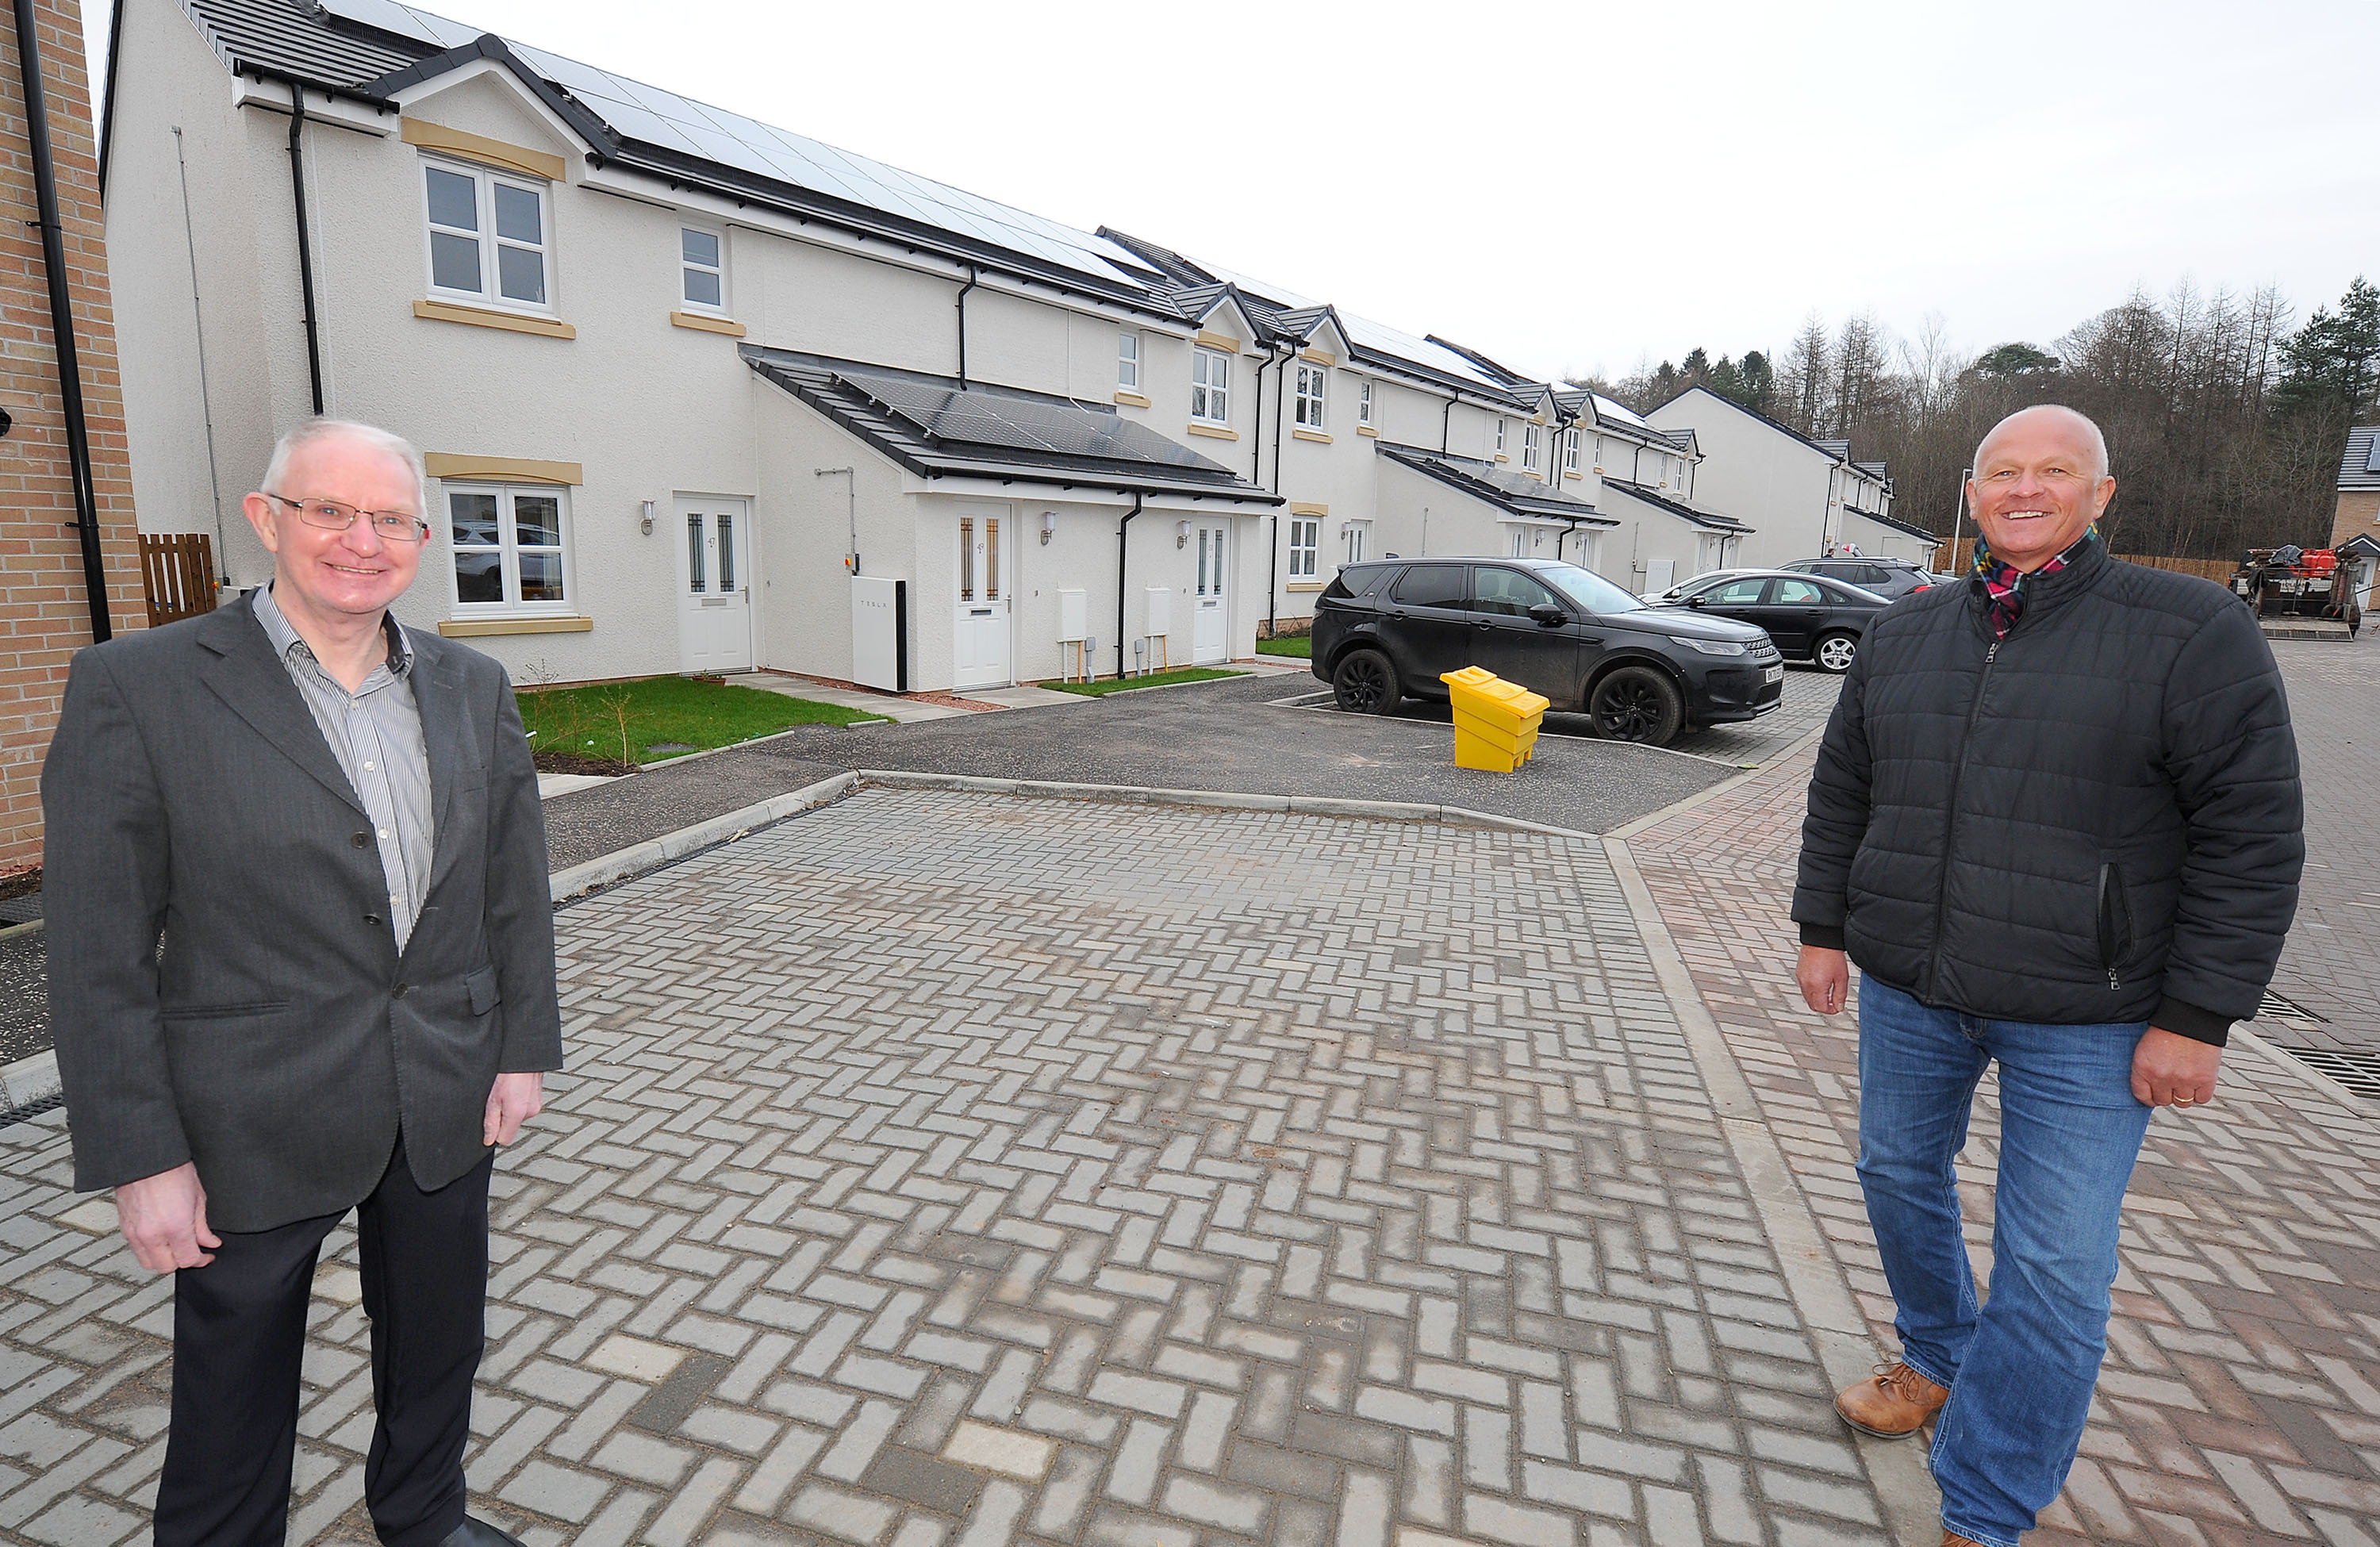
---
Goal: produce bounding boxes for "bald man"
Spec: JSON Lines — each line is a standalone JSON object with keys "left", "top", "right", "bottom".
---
{"left": 1789, "top": 406, "right": 2301, "bottom": 1546}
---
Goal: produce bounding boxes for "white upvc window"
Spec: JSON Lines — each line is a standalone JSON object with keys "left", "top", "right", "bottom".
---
{"left": 1522, "top": 423, "right": 1542, "bottom": 471}
{"left": 1494, "top": 418, "right": 1507, "bottom": 457}
{"left": 1295, "top": 363, "right": 1327, "bottom": 429}
{"left": 1342, "top": 520, "right": 1370, "bottom": 565}
{"left": 681, "top": 228, "right": 724, "bottom": 310}
{"left": 1119, "top": 332, "right": 1141, "bottom": 390}
{"left": 1563, "top": 428, "right": 1580, "bottom": 472}
{"left": 1357, "top": 379, "right": 1374, "bottom": 426}
{"left": 1192, "top": 347, "right": 1230, "bottom": 424}
{"left": 445, "top": 483, "right": 572, "bottom": 612}
{"left": 1508, "top": 526, "right": 1528, "bottom": 558}
{"left": 423, "top": 158, "right": 551, "bottom": 309}
{"left": 1288, "top": 516, "right": 1319, "bottom": 578}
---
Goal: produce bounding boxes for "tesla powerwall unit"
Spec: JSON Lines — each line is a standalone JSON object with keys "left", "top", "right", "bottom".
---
{"left": 1145, "top": 587, "right": 1170, "bottom": 639}
{"left": 1058, "top": 589, "right": 1088, "bottom": 641}
{"left": 851, "top": 576, "right": 908, "bottom": 692}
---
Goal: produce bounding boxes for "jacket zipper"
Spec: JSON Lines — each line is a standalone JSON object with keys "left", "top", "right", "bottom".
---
{"left": 1928, "top": 636, "right": 1999, "bottom": 995}
{"left": 2097, "top": 862, "right": 2126, "bottom": 991}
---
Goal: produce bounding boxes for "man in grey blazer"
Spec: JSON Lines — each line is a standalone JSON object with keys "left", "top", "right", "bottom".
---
{"left": 44, "top": 419, "right": 561, "bottom": 1547}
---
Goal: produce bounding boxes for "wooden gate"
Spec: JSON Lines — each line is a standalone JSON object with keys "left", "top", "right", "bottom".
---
{"left": 140, "top": 532, "right": 218, "bottom": 628}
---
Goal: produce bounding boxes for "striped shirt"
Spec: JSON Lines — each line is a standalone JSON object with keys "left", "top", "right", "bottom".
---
{"left": 253, "top": 586, "right": 435, "bottom": 950}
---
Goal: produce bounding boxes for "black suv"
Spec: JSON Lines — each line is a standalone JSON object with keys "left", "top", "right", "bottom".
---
{"left": 1310, "top": 558, "right": 1782, "bottom": 746}
{"left": 1780, "top": 556, "right": 1937, "bottom": 599}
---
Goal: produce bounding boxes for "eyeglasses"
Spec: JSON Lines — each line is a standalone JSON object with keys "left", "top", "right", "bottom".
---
{"left": 266, "top": 493, "right": 431, "bottom": 543}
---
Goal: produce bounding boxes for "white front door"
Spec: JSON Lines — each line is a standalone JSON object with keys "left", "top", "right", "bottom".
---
{"left": 1192, "top": 522, "right": 1228, "bottom": 664}
{"left": 677, "top": 497, "right": 752, "bottom": 674}
{"left": 954, "top": 505, "right": 1012, "bottom": 689}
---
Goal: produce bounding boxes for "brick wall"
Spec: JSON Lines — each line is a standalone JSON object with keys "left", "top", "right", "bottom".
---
{"left": 2329, "top": 489, "right": 2378, "bottom": 550}
{"left": 0, "top": 0, "right": 144, "bottom": 875}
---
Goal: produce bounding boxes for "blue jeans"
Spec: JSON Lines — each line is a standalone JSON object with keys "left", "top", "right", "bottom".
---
{"left": 1856, "top": 975, "right": 2155, "bottom": 1547}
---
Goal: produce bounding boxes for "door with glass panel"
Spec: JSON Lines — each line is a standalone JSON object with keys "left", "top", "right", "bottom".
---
{"left": 954, "top": 505, "right": 1012, "bottom": 689}
{"left": 1192, "top": 522, "right": 1229, "bottom": 664}
{"left": 677, "top": 497, "right": 753, "bottom": 674}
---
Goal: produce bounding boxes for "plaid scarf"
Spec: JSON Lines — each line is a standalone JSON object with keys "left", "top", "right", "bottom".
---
{"left": 1972, "top": 524, "right": 2099, "bottom": 639}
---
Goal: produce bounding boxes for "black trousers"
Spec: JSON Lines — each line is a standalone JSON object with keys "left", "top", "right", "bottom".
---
{"left": 153, "top": 1136, "right": 493, "bottom": 1547}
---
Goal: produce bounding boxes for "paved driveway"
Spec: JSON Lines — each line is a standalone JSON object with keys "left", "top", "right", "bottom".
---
{"left": 2261, "top": 632, "right": 2380, "bottom": 1055}
{"left": 0, "top": 788, "right": 1906, "bottom": 1545}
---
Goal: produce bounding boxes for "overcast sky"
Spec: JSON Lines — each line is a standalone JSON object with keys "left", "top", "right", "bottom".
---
{"left": 92, "top": 0, "right": 2379, "bottom": 382}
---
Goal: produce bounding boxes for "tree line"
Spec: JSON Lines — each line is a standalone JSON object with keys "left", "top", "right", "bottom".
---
{"left": 1583, "top": 277, "right": 2380, "bottom": 560}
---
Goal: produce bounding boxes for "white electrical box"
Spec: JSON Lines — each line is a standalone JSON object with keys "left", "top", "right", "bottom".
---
{"left": 1058, "top": 588, "right": 1088, "bottom": 642}
{"left": 1645, "top": 559, "right": 1676, "bottom": 594}
{"left": 851, "top": 576, "right": 908, "bottom": 692}
{"left": 1145, "top": 586, "right": 1170, "bottom": 637}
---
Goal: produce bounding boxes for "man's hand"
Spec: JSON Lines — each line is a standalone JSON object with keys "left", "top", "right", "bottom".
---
{"left": 1798, "top": 946, "right": 1850, "bottom": 1015}
{"left": 2132, "top": 1027, "right": 2221, "bottom": 1109}
{"left": 484, "top": 1071, "right": 544, "bottom": 1146}
{"left": 117, "top": 1163, "right": 219, "bottom": 1273}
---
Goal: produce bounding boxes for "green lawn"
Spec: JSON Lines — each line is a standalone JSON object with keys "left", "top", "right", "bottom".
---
{"left": 517, "top": 675, "right": 870, "bottom": 765}
{"left": 1257, "top": 635, "right": 1313, "bottom": 658}
{"left": 1043, "top": 667, "right": 1246, "bottom": 697}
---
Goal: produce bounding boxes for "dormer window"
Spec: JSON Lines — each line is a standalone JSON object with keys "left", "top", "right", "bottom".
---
{"left": 1522, "top": 423, "right": 1542, "bottom": 472}
{"left": 424, "top": 159, "right": 550, "bottom": 309}
{"left": 1192, "top": 347, "right": 1230, "bottom": 424}
{"left": 1562, "top": 428, "right": 1580, "bottom": 471}
{"left": 1295, "top": 363, "right": 1327, "bottom": 429}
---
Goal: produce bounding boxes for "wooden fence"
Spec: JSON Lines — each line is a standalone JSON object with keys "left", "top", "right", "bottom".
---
{"left": 1940, "top": 537, "right": 2233, "bottom": 583}
{"left": 140, "top": 532, "right": 218, "bottom": 628}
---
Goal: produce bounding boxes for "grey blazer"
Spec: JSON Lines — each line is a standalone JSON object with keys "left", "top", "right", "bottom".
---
{"left": 43, "top": 593, "right": 562, "bottom": 1232}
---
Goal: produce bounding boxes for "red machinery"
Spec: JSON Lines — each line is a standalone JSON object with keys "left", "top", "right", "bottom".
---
{"left": 2230, "top": 547, "right": 2362, "bottom": 633}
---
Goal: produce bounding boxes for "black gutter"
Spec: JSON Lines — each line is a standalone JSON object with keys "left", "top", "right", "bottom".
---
{"left": 1441, "top": 391, "right": 1455, "bottom": 454}
{"left": 1115, "top": 492, "right": 1142, "bottom": 680}
{"left": 15, "top": 0, "right": 109, "bottom": 643}
{"left": 283, "top": 79, "right": 325, "bottom": 415}
{"left": 954, "top": 266, "right": 978, "bottom": 388}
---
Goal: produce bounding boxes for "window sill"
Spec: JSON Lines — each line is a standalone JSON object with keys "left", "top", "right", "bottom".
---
{"left": 1286, "top": 582, "right": 1327, "bottom": 593}
{"left": 1564, "top": 470, "right": 1584, "bottom": 480}
{"left": 1357, "top": 424, "right": 1380, "bottom": 437}
{"left": 438, "top": 615, "right": 593, "bottom": 637}
{"left": 1292, "top": 428, "right": 1333, "bottom": 444}
{"left": 1114, "top": 390, "right": 1151, "bottom": 408}
{"left": 415, "top": 299, "right": 575, "bottom": 340}
{"left": 1187, "top": 423, "right": 1238, "bottom": 440}
{"left": 1494, "top": 455, "right": 1510, "bottom": 463}
{"left": 670, "top": 311, "right": 747, "bottom": 337}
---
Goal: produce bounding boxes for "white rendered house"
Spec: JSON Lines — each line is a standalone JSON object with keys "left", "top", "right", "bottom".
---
{"left": 105, "top": 0, "right": 1279, "bottom": 692}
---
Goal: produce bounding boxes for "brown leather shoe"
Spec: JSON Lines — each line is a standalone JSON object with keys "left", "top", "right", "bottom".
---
{"left": 1835, "top": 1360, "right": 1948, "bottom": 1438}
{"left": 1942, "top": 1533, "right": 1985, "bottom": 1547}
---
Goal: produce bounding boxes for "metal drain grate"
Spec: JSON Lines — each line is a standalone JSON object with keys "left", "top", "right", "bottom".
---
{"left": 2251, "top": 988, "right": 2327, "bottom": 1030}
{"left": 2271, "top": 1046, "right": 2380, "bottom": 1104}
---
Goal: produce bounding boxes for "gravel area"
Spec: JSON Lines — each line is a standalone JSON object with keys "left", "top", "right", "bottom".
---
{"left": 0, "top": 931, "right": 45, "bottom": 1068}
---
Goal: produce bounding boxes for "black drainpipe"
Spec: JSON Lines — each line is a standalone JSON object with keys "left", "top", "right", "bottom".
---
{"left": 1259, "top": 342, "right": 1291, "bottom": 638}
{"left": 282, "top": 78, "right": 325, "bottom": 414}
{"left": 1441, "top": 389, "right": 1456, "bottom": 454}
{"left": 1114, "top": 492, "right": 1142, "bottom": 679}
{"left": 954, "top": 265, "right": 979, "bottom": 388}
{"left": 15, "top": 0, "right": 109, "bottom": 642}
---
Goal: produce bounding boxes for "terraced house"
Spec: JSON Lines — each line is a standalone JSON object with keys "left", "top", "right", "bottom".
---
{"left": 106, "top": 0, "right": 1768, "bottom": 689}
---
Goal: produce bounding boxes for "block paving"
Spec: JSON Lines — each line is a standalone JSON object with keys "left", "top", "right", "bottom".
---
{"left": 1631, "top": 734, "right": 2380, "bottom": 1545}
{"left": 2, "top": 788, "right": 1906, "bottom": 1545}
{"left": 2261, "top": 633, "right": 2380, "bottom": 1054}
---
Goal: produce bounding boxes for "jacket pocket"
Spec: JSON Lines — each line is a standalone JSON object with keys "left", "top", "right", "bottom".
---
{"left": 2096, "top": 862, "right": 2133, "bottom": 981}
{"left": 161, "top": 1000, "right": 293, "bottom": 1021}
{"left": 465, "top": 965, "right": 501, "bottom": 1015}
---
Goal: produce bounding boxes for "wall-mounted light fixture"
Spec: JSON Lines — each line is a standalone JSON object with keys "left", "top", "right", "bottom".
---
{"left": 639, "top": 499, "right": 655, "bottom": 536}
{"left": 1040, "top": 509, "right": 1058, "bottom": 545}
{"left": 1176, "top": 518, "right": 1191, "bottom": 548}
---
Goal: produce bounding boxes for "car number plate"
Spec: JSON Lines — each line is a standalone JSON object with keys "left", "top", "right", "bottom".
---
{"left": 1763, "top": 665, "right": 1783, "bottom": 684}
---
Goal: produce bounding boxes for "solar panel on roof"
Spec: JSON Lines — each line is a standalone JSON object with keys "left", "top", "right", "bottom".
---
{"left": 319, "top": 0, "right": 1156, "bottom": 288}
{"left": 833, "top": 370, "right": 1220, "bottom": 473}
{"left": 2366, "top": 436, "right": 2380, "bottom": 475}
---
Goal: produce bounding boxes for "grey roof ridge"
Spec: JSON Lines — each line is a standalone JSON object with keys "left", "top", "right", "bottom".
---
{"left": 1646, "top": 384, "right": 1890, "bottom": 482}
{"left": 1602, "top": 478, "right": 1751, "bottom": 532}
{"left": 741, "top": 344, "right": 1277, "bottom": 503}
{"left": 1375, "top": 442, "right": 1616, "bottom": 524}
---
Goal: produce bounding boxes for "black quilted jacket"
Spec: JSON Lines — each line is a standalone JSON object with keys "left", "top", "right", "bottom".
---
{"left": 1791, "top": 540, "right": 2302, "bottom": 1045}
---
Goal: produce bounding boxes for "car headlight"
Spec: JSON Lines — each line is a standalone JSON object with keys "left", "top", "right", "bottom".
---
{"left": 1670, "top": 635, "right": 1749, "bottom": 656}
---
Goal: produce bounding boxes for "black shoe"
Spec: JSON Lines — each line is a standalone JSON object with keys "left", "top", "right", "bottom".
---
{"left": 436, "top": 1519, "right": 526, "bottom": 1547}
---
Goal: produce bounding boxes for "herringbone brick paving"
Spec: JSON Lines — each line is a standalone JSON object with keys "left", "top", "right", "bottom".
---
{"left": 2262, "top": 633, "right": 2380, "bottom": 1054}
{"left": 0, "top": 789, "right": 1903, "bottom": 1545}
{"left": 1630, "top": 737, "right": 2380, "bottom": 1545}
